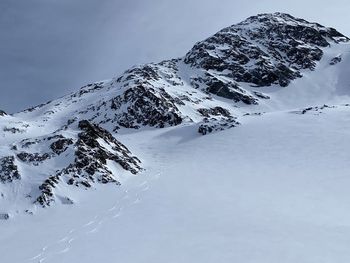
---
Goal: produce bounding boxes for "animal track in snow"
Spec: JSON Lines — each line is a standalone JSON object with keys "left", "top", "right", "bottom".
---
{"left": 28, "top": 176, "right": 158, "bottom": 262}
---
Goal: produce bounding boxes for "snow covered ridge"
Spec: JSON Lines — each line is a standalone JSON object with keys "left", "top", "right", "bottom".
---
{"left": 16, "top": 13, "right": 349, "bottom": 133}
{"left": 1, "top": 12, "right": 350, "bottom": 216}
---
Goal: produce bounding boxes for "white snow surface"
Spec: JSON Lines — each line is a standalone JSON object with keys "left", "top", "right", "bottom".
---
{"left": 1, "top": 107, "right": 350, "bottom": 262}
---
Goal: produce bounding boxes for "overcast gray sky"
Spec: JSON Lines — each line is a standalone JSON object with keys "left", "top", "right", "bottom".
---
{"left": 1, "top": 0, "right": 349, "bottom": 113}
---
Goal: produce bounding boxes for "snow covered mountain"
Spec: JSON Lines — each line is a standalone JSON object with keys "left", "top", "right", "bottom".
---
{"left": 1, "top": 12, "right": 350, "bottom": 218}
{"left": 1, "top": 12, "right": 350, "bottom": 263}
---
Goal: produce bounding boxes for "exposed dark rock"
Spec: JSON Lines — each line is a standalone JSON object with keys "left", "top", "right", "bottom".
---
{"left": 0, "top": 156, "right": 20, "bottom": 183}
{"left": 197, "top": 107, "right": 239, "bottom": 135}
{"left": 330, "top": 55, "right": 342, "bottom": 65}
{"left": 17, "top": 152, "right": 52, "bottom": 165}
{"left": 0, "top": 110, "right": 6, "bottom": 116}
{"left": 253, "top": 91, "right": 270, "bottom": 99}
{"left": 295, "top": 104, "right": 336, "bottom": 115}
{"left": 36, "top": 175, "right": 60, "bottom": 207}
{"left": 75, "top": 83, "right": 105, "bottom": 98}
{"left": 22, "top": 101, "right": 51, "bottom": 113}
{"left": 35, "top": 120, "right": 142, "bottom": 207}
{"left": 76, "top": 120, "right": 141, "bottom": 175}
{"left": 3, "top": 127, "right": 25, "bottom": 134}
{"left": 198, "top": 117, "right": 239, "bottom": 135}
{"left": 204, "top": 76, "right": 257, "bottom": 104}
{"left": 87, "top": 83, "right": 184, "bottom": 131}
{"left": 50, "top": 138, "right": 74, "bottom": 155}
{"left": 197, "top": 107, "right": 231, "bottom": 118}
{"left": 301, "top": 107, "right": 314, "bottom": 114}
{"left": 184, "top": 13, "right": 348, "bottom": 89}
{"left": 24, "top": 210, "right": 34, "bottom": 215}
{"left": 0, "top": 213, "right": 10, "bottom": 220}
{"left": 115, "top": 86, "right": 183, "bottom": 129}
{"left": 243, "top": 112, "right": 264, "bottom": 116}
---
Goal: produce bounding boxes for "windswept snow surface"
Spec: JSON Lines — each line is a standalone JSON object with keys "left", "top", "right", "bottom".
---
{"left": 1, "top": 106, "right": 350, "bottom": 262}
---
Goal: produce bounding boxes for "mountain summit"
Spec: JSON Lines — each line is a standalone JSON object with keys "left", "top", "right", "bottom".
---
{"left": 185, "top": 12, "right": 348, "bottom": 87}
{"left": 1, "top": 13, "right": 349, "bottom": 215}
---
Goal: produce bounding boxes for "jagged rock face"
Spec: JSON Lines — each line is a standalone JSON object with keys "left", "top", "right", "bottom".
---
{"left": 191, "top": 73, "right": 258, "bottom": 104}
{"left": 35, "top": 120, "right": 142, "bottom": 207}
{"left": 14, "top": 135, "right": 73, "bottom": 166}
{"left": 0, "top": 110, "right": 6, "bottom": 116}
{"left": 75, "top": 120, "right": 141, "bottom": 177}
{"left": 197, "top": 107, "right": 239, "bottom": 135}
{"left": 73, "top": 60, "right": 244, "bottom": 132}
{"left": 17, "top": 152, "right": 52, "bottom": 165}
{"left": 73, "top": 61, "right": 186, "bottom": 131}
{"left": 0, "top": 117, "right": 142, "bottom": 208}
{"left": 50, "top": 138, "right": 74, "bottom": 154}
{"left": 184, "top": 13, "right": 349, "bottom": 87}
{"left": 0, "top": 156, "right": 20, "bottom": 183}
{"left": 109, "top": 85, "right": 183, "bottom": 130}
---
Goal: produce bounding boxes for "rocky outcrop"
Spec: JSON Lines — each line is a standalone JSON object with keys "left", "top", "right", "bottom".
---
{"left": 294, "top": 104, "right": 336, "bottom": 115}
{"left": 197, "top": 107, "right": 239, "bottom": 135}
{"left": 330, "top": 55, "right": 342, "bottom": 65}
{"left": 108, "top": 85, "right": 183, "bottom": 130}
{"left": 35, "top": 120, "right": 142, "bottom": 207}
{"left": 185, "top": 13, "right": 348, "bottom": 88}
{"left": 0, "top": 213, "right": 10, "bottom": 220}
{"left": 0, "top": 156, "right": 20, "bottom": 183}
{"left": 50, "top": 138, "right": 74, "bottom": 154}
{"left": 17, "top": 152, "right": 52, "bottom": 165}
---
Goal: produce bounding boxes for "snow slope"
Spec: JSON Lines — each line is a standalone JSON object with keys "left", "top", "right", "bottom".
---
{"left": 1, "top": 106, "right": 350, "bottom": 262}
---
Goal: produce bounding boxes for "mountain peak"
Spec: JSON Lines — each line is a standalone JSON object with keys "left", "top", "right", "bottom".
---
{"left": 244, "top": 12, "right": 311, "bottom": 23}
{"left": 184, "top": 13, "right": 348, "bottom": 88}
{"left": 240, "top": 12, "right": 331, "bottom": 29}
{"left": 235, "top": 12, "right": 349, "bottom": 44}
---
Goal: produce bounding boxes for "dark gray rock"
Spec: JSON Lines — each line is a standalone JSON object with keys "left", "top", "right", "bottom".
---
{"left": 110, "top": 85, "right": 183, "bottom": 130}
{"left": 197, "top": 107, "right": 239, "bottom": 135}
{"left": 184, "top": 13, "right": 349, "bottom": 89}
{"left": 0, "top": 213, "right": 10, "bottom": 220}
{"left": 35, "top": 120, "right": 142, "bottom": 207}
{"left": 0, "top": 156, "right": 20, "bottom": 183}
{"left": 197, "top": 107, "right": 231, "bottom": 118}
{"left": 330, "top": 55, "right": 342, "bottom": 65}
{"left": 50, "top": 138, "right": 74, "bottom": 155}
{"left": 17, "top": 152, "right": 52, "bottom": 165}
{"left": 3, "top": 127, "right": 25, "bottom": 134}
{"left": 198, "top": 117, "right": 239, "bottom": 135}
